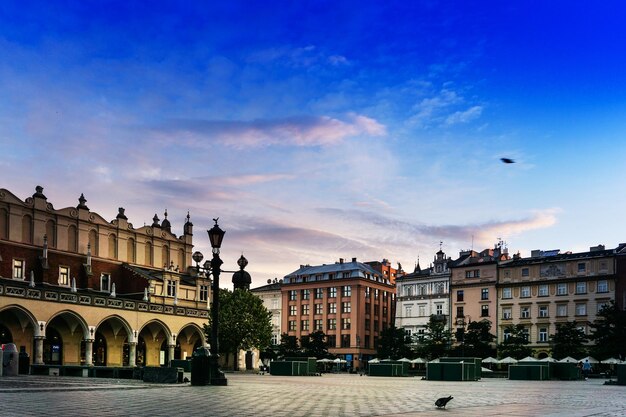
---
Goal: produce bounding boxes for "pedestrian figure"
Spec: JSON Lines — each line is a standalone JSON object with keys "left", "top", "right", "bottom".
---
{"left": 582, "top": 359, "right": 592, "bottom": 380}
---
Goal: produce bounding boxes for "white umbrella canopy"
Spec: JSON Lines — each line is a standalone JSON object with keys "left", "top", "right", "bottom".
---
{"left": 316, "top": 358, "right": 333, "bottom": 363}
{"left": 558, "top": 356, "right": 578, "bottom": 363}
{"left": 580, "top": 356, "right": 599, "bottom": 364}
{"left": 368, "top": 358, "right": 380, "bottom": 364}
{"left": 601, "top": 358, "right": 623, "bottom": 365}
{"left": 482, "top": 357, "right": 499, "bottom": 364}
{"left": 481, "top": 366, "right": 493, "bottom": 373}
{"left": 333, "top": 358, "right": 347, "bottom": 364}
{"left": 411, "top": 358, "right": 427, "bottom": 364}
{"left": 429, "top": 358, "right": 440, "bottom": 363}
{"left": 539, "top": 357, "right": 557, "bottom": 362}
{"left": 381, "top": 358, "right": 393, "bottom": 362}
{"left": 498, "top": 356, "right": 518, "bottom": 364}
{"left": 519, "top": 356, "right": 538, "bottom": 362}
{"left": 398, "top": 358, "right": 411, "bottom": 362}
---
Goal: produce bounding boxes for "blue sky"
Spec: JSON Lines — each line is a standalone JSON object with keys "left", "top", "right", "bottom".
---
{"left": 2, "top": 1, "right": 625, "bottom": 286}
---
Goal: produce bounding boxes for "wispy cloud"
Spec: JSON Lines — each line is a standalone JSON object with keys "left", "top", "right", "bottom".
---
{"left": 152, "top": 114, "right": 386, "bottom": 148}
{"left": 408, "top": 88, "right": 483, "bottom": 128}
{"left": 246, "top": 45, "right": 350, "bottom": 68}
{"left": 445, "top": 105, "right": 483, "bottom": 125}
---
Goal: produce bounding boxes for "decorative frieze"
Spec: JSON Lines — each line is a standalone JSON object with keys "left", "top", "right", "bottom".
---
{"left": 6, "top": 286, "right": 26, "bottom": 297}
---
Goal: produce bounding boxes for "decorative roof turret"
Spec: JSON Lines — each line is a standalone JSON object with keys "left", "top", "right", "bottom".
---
{"left": 183, "top": 211, "right": 193, "bottom": 235}
{"left": 151, "top": 214, "right": 161, "bottom": 228}
{"left": 161, "top": 209, "right": 171, "bottom": 233}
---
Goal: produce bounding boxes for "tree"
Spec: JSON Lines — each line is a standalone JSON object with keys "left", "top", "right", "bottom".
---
{"left": 277, "top": 333, "right": 300, "bottom": 358}
{"left": 462, "top": 320, "right": 496, "bottom": 358}
{"left": 420, "top": 315, "right": 452, "bottom": 359}
{"left": 590, "top": 301, "right": 626, "bottom": 361}
{"left": 205, "top": 288, "right": 273, "bottom": 369}
{"left": 377, "top": 325, "right": 414, "bottom": 359}
{"left": 550, "top": 321, "right": 588, "bottom": 360}
{"left": 497, "top": 324, "right": 533, "bottom": 359}
{"left": 301, "top": 330, "right": 331, "bottom": 358}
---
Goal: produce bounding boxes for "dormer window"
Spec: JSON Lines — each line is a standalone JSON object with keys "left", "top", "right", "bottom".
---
{"left": 100, "top": 273, "right": 111, "bottom": 292}
{"left": 13, "top": 259, "right": 25, "bottom": 280}
{"left": 166, "top": 279, "right": 177, "bottom": 297}
{"left": 58, "top": 266, "right": 70, "bottom": 286}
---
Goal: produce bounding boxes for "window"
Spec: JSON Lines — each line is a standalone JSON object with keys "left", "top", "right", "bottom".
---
{"left": 539, "top": 328, "right": 548, "bottom": 342}
{"left": 502, "top": 307, "right": 512, "bottom": 319}
{"left": 341, "top": 334, "right": 350, "bottom": 348}
{"left": 342, "top": 302, "right": 351, "bottom": 313}
{"left": 101, "top": 273, "right": 111, "bottom": 292}
{"left": 327, "top": 318, "right": 336, "bottom": 330}
{"left": 456, "top": 306, "right": 464, "bottom": 318}
{"left": 557, "top": 283, "right": 567, "bottom": 295}
{"left": 342, "top": 318, "right": 351, "bottom": 330}
{"left": 465, "top": 269, "right": 480, "bottom": 278}
{"left": 327, "top": 335, "right": 337, "bottom": 348}
{"left": 365, "top": 287, "right": 371, "bottom": 298}
{"left": 13, "top": 259, "right": 25, "bottom": 280}
{"left": 481, "top": 288, "right": 489, "bottom": 300}
{"left": 520, "top": 306, "right": 530, "bottom": 319}
{"left": 557, "top": 304, "right": 568, "bottom": 317}
{"left": 539, "top": 305, "right": 549, "bottom": 318}
{"left": 503, "top": 329, "right": 511, "bottom": 341}
{"left": 365, "top": 319, "right": 370, "bottom": 330}
{"left": 166, "top": 279, "right": 177, "bottom": 297}
{"left": 58, "top": 266, "right": 70, "bottom": 286}
{"left": 301, "top": 320, "right": 309, "bottom": 331}
{"left": 597, "top": 280, "right": 608, "bottom": 293}
{"left": 289, "top": 320, "right": 296, "bottom": 331}
{"left": 521, "top": 327, "right": 530, "bottom": 342}
{"left": 328, "top": 302, "right": 337, "bottom": 314}
{"left": 289, "top": 305, "right": 297, "bottom": 316}
{"left": 328, "top": 287, "right": 337, "bottom": 298}
{"left": 289, "top": 290, "right": 297, "bottom": 301}
{"left": 302, "top": 304, "right": 310, "bottom": 315}
{"left": 374, "top": 288, "right": 379, "bottom": 299}
{"left": 575, "top": 303, "right": 587, "bottom": 316}
{"left": 577, "top": 262, "right": 586, "bottom": 273}
{"left": 373, "top": 320, "right": 379, "bottom": 330}
{"left": 538, "top": 284, "right": 549, "bottom": 297}
{"left": 199, "top": 284, "right": 208, "bottom": 302}
{"left": 457, "top": 290, "right": 464, "bottom": 302}
{"left": 315, "top": 303, "right": 323, "bottom": 315}
{"left": 436, "top": 304, "right": 443, "bottom": 315}
{"left": 418, "top": 305, "right": 426, "bottom": 317}
{"left": 315, "top": 288, "right": 324, "bottom": 299}
{"left": 576, "top": 282, "right": 587, "bottom": 294}
{"left": 521, "top": 267, "right": 529, "bottom": 277}
{"left": 342, "top": 286, "right": 352, "bottom": 297}
{"left": 599, "top": 261, "right": 608, "bottom": 272}
{"left": 405, "top": 305, "right": 412, "bottom": 317}
{"left": 481, "top": 305, "right": 489, "bottom": 317}
{"left": 271, "top": 334, "right": 278, "bottom": 345}
{"left": 302, "top": 289, "right": 310, "bottom": 300}
{"left": 502, "top": 287, "right": 512, "bottom": 299}
{"left": 521, "top": 286, "right": 531, "bottom": 298}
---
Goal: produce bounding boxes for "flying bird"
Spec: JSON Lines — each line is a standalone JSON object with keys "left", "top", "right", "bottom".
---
{"left": 500, "top": 158, "right": 515, "bottom": 164}
{"left": 435, "top": 396, "right": 453, "bottom": 409}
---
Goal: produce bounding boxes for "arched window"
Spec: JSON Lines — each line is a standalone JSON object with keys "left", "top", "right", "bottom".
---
{"left": 108, "top": 234, "right": 117, "bottom": 259}
{"left": 67, "top": 225, "right": 77, "bottom": 252}
{"left": 45, "top": 220, "right": 56, "bottom": 248}
{"left": 162, "top": 245, "right": 170, "bottom": 268}
{"left": 178, "top": 249, "right": 185, "bottom": 270}
{"left": 88, "top": 230, "right": 98, "bottom": 256}
{"left": 21, "top": 215, "right": 32, "bottom": 243}
{"left": 0, "top": 208, "right": 8, "bottom": 239}
{"left": 404, "top": 286, "right": 413, "bottom": 297}
{"left": 127, "top": 238, "right": 136, "bottom": 263}
{"left": 145, "top": 242, "right": 153, "bottom": 266}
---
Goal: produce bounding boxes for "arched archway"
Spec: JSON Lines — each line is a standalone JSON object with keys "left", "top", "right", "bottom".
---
{"left": 0, "top": 305, "right": 38, "bottom": 360}
{"left": 138, "top": 320, "right": 172, "bottom": 366}
{"left": 176, "top": 323, "right": 206, "bottom": 360}
{"left": 92, "top": 315, "right": 133, "bottom": 366}
{"left": 45, "top": 310, "right": 89, "bottom": 365}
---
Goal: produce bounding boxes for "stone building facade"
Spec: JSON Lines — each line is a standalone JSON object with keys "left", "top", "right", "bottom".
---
{"left": 0, "top": 186, "right": 211, "bottom": 370}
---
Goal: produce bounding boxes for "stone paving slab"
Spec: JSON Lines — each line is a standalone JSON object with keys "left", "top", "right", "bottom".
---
{"left": 0, "top": 373, "right": 624, "bottom": 416}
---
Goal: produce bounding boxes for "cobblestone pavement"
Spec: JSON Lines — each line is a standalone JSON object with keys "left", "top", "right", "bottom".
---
{"left": 0, "top": 373, "right": 625, "bottom": 416}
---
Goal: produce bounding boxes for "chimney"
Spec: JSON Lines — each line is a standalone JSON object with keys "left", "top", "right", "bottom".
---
{"left": 590, "top": 244, "right": 605, "bottom": 252}
{"left": 339, "top": 258, "right": 344, "bottom": 264}
{"left": 352, "top": 257, "right": 357, "bottom": 263}
{"left": 531, "top": 250, "right": 542, "bottom": 258}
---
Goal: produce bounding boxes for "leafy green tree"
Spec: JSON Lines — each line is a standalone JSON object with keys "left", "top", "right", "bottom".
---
{"left": 462, "top": 320, "right": 496, "bottom": 358}
{"left": 377, "top": 325, "right": 414, "bottom": 359}
{"left": 420, "top": 315, "right": 452, "bottom": 359}
{"left": 300, "top": 330, "right": 331, "bottom": 358}
{"left": 205, "top": 288, "right": 273, "bottom": 369}
{"left": 550, "top": 321, "right": 588, "bottom": 360}
{"left": 277, "top": 333, "right": 300, "bottom": 358}
{"left": 590, "top": 301, "right": 626, "bottom": 360}
{"left": 497, "top": 324, "right": 533, "bottom": 359}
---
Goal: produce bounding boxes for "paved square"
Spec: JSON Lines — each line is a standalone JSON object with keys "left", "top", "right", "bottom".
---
{"left": 0, "top": 373, "right": 624, "bottom": 416}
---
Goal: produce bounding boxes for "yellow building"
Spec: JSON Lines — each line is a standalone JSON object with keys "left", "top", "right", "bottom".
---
{"left": 0, "top": 186, "right": 210, "bottom": 372}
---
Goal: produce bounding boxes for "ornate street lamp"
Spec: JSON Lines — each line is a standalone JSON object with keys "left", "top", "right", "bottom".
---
{"left": 207, "top": 218, "right": 227, "bottom": 386}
